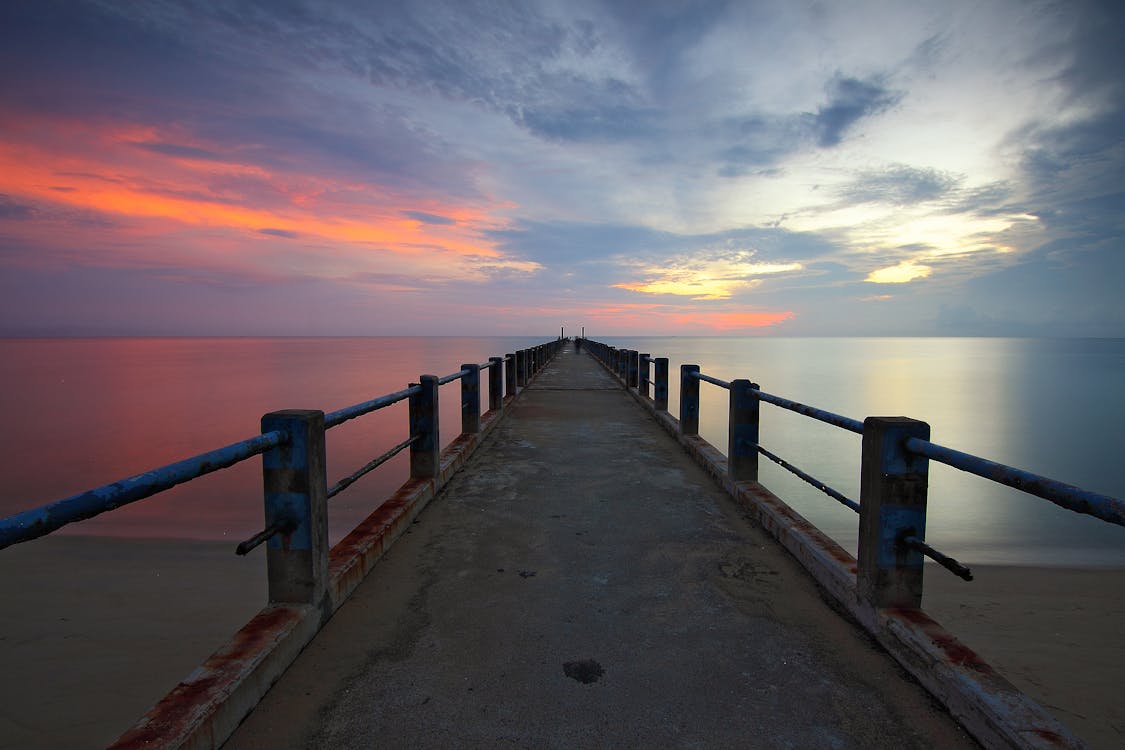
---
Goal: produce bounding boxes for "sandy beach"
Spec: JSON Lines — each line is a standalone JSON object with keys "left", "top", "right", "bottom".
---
{"left": 0, "top": 536, "right": 264, "bottom": 750}
{"left": 1, "top": 536, "right": 1122, "bottom": 749}
{"left": 924, "top": 564, "right": 1125, "bottom": 749}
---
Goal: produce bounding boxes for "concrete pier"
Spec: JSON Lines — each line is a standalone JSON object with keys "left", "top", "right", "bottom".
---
{"left": 226, "top": 343, "right": 973, "bottom": 748}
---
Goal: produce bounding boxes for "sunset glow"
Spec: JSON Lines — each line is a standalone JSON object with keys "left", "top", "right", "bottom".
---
{"left": 0, "top": 1, "right": 1120, "bottom": 336}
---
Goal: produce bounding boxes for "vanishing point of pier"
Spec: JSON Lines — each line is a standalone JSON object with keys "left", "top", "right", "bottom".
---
{"left": 224, "top": 342, "right": 970, "bottom": 748}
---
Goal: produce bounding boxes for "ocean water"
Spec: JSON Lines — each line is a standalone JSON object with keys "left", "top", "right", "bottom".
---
{"left": 599, "top": 336, "right": 1125, "bottom": 567}
{"left": 1, "top": 337, "right": 1122, "bottom": 566}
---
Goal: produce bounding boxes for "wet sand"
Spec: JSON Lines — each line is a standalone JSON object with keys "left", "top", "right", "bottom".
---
{"left": 1, "top": 535, "right": 1122, "bottom": 749}
{"left": 0, "top": 535, "right": 264, "bottom": 750}
{"left": 925, "top": 564, "right": 1125, "bottom": 750}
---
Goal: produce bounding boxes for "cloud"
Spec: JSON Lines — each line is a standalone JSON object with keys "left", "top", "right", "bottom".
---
{"left": 132, "top": 141, "right": 231, "bottom": 162}
{"left": 837, "top": 165, "right": 961, "bottom": 205}
{"left": 403, "top": 210, "right": 457, "bottom": 225}
{"left": 0, "top": 0, "right": 1121, "bottom": 336}
{"left": 615, "top": 254, "right": 803, "bottom": 300}
{"left": 0, "top": 194, "right": 35, "bottom": 220}
{"left": 811, "top": 75, "right": 901, "bottom": 148}
{"left": 865, "top": 260, "right": 932, "bottom": 284}
{"left": 258, "top": 228, "right": 300, "bottom": 239}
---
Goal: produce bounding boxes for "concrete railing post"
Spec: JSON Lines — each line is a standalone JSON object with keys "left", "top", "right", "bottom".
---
{"left": 505, "top": 353, "right": 516, "bottom": 396}
{"left": 627, "top": 350, "right": 639, "bottom": 389}
{"left": 516, "top": 350, "right": 527, "bottom": 388}
{"left": 460, "top": 363, "right": 481, "bottom": 434}
{"left": 639, "top": 354, "right": 650, "bottom": 398}
{"left": 409, "top": 375, "right": 440, "bottom": 480}
{"left": 728, "top": 380, "right": 759, "bottom": 482}
{"left": 260, "top": 410, "right": 329, "bottom": 607}
{"left": 654, "top": 357, "right": 669, "bottom": 411}
{"left": 488, "top": 357, "right": 503, "bottom": 412}
{"left": 680, "top": 365, "right": 700, "bottom": 435}
{"left": 858, "top": 416, "right": 930, "bottom": 609}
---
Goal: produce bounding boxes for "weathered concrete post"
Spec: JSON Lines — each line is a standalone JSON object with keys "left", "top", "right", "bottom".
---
{"left": 409, "top": 375, "right": 440, "bottom": 480}
{"left": 627, "top": 350, "right": 639, "bottom": 389}
{"left": 858, "top": 416, "right": 930, "bottom": 609}
{"left": 654, "top": 358, "right": 669, "bottom": 411}
{"left": 638, "top": 353, "right": 650, "bottom": 397}
{"left": 618, "top": 349, "right": 627, "bottom": 380}
{"left": 460, "top": 363, "right": 481, "bottom": 434}
{"left": 505, "top": 353, "right": 516, "bottom": 396}
{"left": 516, "top": 350, "right": 527, "bottom": 388}
{"left": 680, "top": 365, "right": 700, "bottom": 435}
{"left": 728, "top": 380, "right": 759, "bottom": 482}
{"left": 260, "top": 410, "right": 329, "bottom": 607}
{"left": 488, "top": 357, "right": 503, "bottom": 412}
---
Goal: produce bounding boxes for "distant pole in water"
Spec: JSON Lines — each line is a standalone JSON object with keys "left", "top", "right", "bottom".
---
{"left": 581, "top": 326, "right": 585, "bottom": 338}
{"left": 561, "top": 326, "right": 564, "bottom": 340}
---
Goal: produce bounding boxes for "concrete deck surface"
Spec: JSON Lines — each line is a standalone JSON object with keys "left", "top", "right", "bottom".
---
{"left": 226, "top": 343, "right": 975, "bottom": 749}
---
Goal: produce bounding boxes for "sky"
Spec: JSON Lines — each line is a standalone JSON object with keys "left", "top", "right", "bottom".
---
{"left": 0, "top": 0, "right": 1122, "bottom": 337}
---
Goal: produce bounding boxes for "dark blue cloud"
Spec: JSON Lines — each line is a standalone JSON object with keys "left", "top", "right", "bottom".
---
{"left": 1009, "top": 2, "right": 1125, "bottom": 292}
{"left": 132, "top": 142, "right": 230, "bottom": 162}
{"left": 810, "top": 75, "right": 900, "bottom": 148}
{"left": 486, "top": 220, "right": 838, "bottom": 272}
{"left": 516, "top": 104, "right": 659, "bottom": 142}
{"left": 836, "top": 165, "right": 960, "bottom": 205}
{"left": 258, "top": 228, "right": 300, "bottom": 239}
{"left": 0, "top": 195, "right": 35, "bottom": 221}
{"left": 402, "top": 211, "right": 456, "bottom": 225}
{"left": 715, "top": 114, "right": 804, "bottom": 176}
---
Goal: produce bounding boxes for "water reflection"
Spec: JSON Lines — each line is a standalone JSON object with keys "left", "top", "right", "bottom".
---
{"left": 599, "top": 337, "right": 1125, "bottom": 566}
{"left": 0, "top": 337, "right": 545, "bottom": 545}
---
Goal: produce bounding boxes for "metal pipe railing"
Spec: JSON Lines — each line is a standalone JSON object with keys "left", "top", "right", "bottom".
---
{"left": 579, "top": 335, "right": 1122, "bottom": 607}
{"left": 325, "top": 385, "right": 420, "bottom": 429}
{"left": 906, "top": 437, "right": 1125, "bottom": 527}
{"left": 0, "top": 430, "right": 287, "bottom": 550}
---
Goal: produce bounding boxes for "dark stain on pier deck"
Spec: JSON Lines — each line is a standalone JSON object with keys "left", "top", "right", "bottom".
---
{"left": 226, "top": 345, "right": 976, "bottom": 749}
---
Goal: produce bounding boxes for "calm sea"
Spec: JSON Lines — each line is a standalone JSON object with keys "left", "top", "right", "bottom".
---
{"left": 1, "top": 337, "right": 1122, "bottom": 567}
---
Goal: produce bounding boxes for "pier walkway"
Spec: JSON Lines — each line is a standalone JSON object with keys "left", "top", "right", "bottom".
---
{"left": 226, "top": 343, "right": 973, "bottom": 748}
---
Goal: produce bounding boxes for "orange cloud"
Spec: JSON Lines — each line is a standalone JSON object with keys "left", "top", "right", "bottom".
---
{"left": 669, "top": 311, "right": 795, "bottom": 331}
{"left": 577, "top": 304, "right": 795, "bottom": 334}
{"left": 0, "top": 116, "right": 536, "bottom": 282}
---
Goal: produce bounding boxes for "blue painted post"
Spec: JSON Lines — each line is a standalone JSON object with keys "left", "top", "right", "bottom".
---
{"left": 627, "top": 350, "right": 639, "bottom": 389}
{"left": 654, "top": 358, "right": 669, "bottom": 411}
{"left": 639, "top": 354, "right": 650, "bottom": 398}
{"left": 461, "top": 363, "right": 481, "bottom": 434}
{"left": 728, "top": 380, "right": 759, "bottom": 482}
{"left": 858, "top": 417, "right": 930, "bottom": 608}
{"left": 488, "top": 357, "right": 503, "bottom": 411}
{"left": 260, "top": 410, "right": 329, "bottom": 606}
{"left": 680, "top": 365, "right": 700, "bottom": 435}
{"left": 505, "top": 353, "right": 516, "bottom": 396}
{"left": 409, "top": 375, "right": 440, "bottom": 479}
